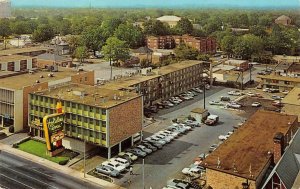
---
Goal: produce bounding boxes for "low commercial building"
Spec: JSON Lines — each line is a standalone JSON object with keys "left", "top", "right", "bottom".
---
{"left": 201, "top": 110, "right": 298, "bottom": 189}
{"left": 36, "top": 53, "right": 73, "bottom": 68}
{"left": 147, "top": 35, "right": 217, "bottom": 54}
{"left": 224, "top": 59, "right": 249, "bottom": 71}
{"left": 0, "top": 68, "right": 94, "bottom": 132}
{"left": 103, "top": 60, "right": 210, "bottom": 107}
{"left": 0, "top": 46, "right": 53, "bottom": 57}
{"left": 281, "top": 87, "right": 300, "bottom": 121}
{"left": 0, "top": 55, "right": 37, "bottom": 72}
{"left": 28, "top": 83, "right": 143, "bottom": 158}
{"left": 258, "top": 74, "right": 300, "bottom": 91}
{"left": 190, "top": 108, "right": 208, "bottom": 123}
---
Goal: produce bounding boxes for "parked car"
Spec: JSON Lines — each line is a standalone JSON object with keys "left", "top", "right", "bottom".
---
{"left": 167, "top": 179, "right": 194, "bottom": 189}
{"left": 205, "top": 115, "right": 219, "bottom": 126}
{"left": 269, "top": 88, "right": 280, "bottom": 93}
{"left": 185, "top": 120, "right": 200, "bottom": 127}
{"left": 156, "top": 132, "right": 175, "bottom": 140}
{"left": 146, "top": 136, "right": 167, "bottom": 145}
{"left": 228, "top": 90, "right": 242, "bottom": 96}
{"left": 142, "top": 140, "right": 163, "bottom": 149}
{"left": 141, "top": 142, "right": 157, "bottom": 151}
{"left": 102, "top": 161, "right": 126, "bottom": 172}
{"left": 209, "top": 144, "right": 218, "bottom": 153}
{"left": 192, "top": 87, "right": 203, "bottom": 93}
{"left": 127, "top": 148, "right": 147, "bottom": 158}
{"left": 251, "top": 102, "right": 261, "bottom": 107}
{"left": 218, "top": 135, "right": 229, "bottom": 141}
{"left": 263, "top": 88, "right": 270, "bottom": 92}
{"left": 247, "top": 92, "right": 256, "bottom": 97}
{"left": 167, "top": 125, "right": 187, "bottom": 134}
{"left": 162, "top": 101, "right": 174, "bottom": 108}
{"left": 226, "top": 102, "right": 241, "bottom": 109}
{"left": 182, "top": 164, "right": 205, "bottom": 176}
{"left": 95, "top": 165, "right": 120, "bottom": 177}
{"left": 161, "top": 130, "right": 180, "bottom": 138}
{"left": 109, "top": 157, "right": 130, "bottom": 168}
{"left": 155, "top": 133, "right": 173, "bottom": 142}
{"left": 118, "top": 152, "right": 138, "bottom": 161}
{"left": 209, "top": 100, "right": 224, "bottom": 106}
{"left": 149, "top": 105, "right": 158, "bottom": 113}
{"left": 272, "top": 95, "right": 282, "bottom": 100}
{"left": 272, "top": 101, "right": 283, "bottom": 107}
{"left": 136, "top": 145, "right": 152, "bottom": 154}
{"left": 171, "top": 97, "right": 183, "bottom": 103}
{"left": 205, "top": 84, "right": 211, "bottom": 90}
{"left": 282, "top": 90, "right": 289, "bottom": 94}
{"left": 220, "top": 96, "right": 231, "bottom": 101}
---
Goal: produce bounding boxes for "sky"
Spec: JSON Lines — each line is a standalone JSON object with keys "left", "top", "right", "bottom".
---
{"left": 10, "top": 0, "right": 300, "bottom": 9}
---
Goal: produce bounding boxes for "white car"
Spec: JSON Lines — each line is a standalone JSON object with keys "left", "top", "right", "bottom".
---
{"left": 118, "top": 152, "right": 138, "bottom": 161}
{"left": 209, "top": 100, "right": 224, "bottom": 106}
{"left": 251, "top": 102, "right": 261, "bottom": 107}
{"left": 160, "top": 130, "right": 179, "bottom": 138}
{"left": 247, "top": 92, "right": 256, "bottom": 97}
{"left": 192, "top": 87, "right": 203, "bottom": 93}
{"left": 102, "top": 161, "right": 126, "bottom": 172}
{"left": 218, "top": 135, "right": 228, "bottom": 141}
{"left": 162, "top": 101, "right": 174, "bottom": 107}
{"left": 182, "top": 165, "right": 204, "bottom": 176}
{"left": 226, "top": 102, "right": 241, "bottom": 109}
{"left": 136, "top": 145, "right": 152, "bottom": 154}
{"left": 157, "top": 131, "right": 175, "bottom": 140}
{"left": 228, "top": 91, "right": 242, "bottom": 96}
{"left": 148, "top": 136, "right": 167, "bottom": 145}
{"left": 154, "top": 134, "right": 172, "bottom": 143}
{"left": 263, "top": 88, "right": 270, "bottom": 92}
{"left": 173, "top": 123, "right": 192, "bottom": 131}
{"left": 172, "top": 97, "right": 183, "bottom": 102}
{"left": 109, "top": 157, "right": 130, "bottom": 168}
{"left": 282, "top": 90, "right": 289, "bottom": 94}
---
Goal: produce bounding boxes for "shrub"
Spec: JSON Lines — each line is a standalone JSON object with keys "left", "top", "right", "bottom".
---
{"left": 58, "top": 159, "right": 69, "bottom": 165}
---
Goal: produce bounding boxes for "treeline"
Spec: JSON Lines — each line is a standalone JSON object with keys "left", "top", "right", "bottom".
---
{"left": 0, "top": 9, "right": 299, "bottom": 61}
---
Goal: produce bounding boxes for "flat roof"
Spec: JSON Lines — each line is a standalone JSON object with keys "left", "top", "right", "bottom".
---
{"left": 202, "top": 110, "right": 297, "bottom": 180}
{"left": 258, "top": 74, "right": 300, "bottom": 82}
{"left": 282, "top": 87, "right": 300, "bottom": 106}
{"left": 0, "top": 46, "right": 53, "bottom": 56}
{"left": 191, "top": 108, "right": 207, "bottom": 114}
{"left": 103, "top": 60, "right": 204, "bottom": 90}
{"left": 225, "top": 59, "right": 247, "bottom": 65}
{"left": 0, "top": 55, "right": 34, "bottom": 63}
{"left": 0, "top": 68, "right": 84, "bottom": 90}
{"left": 34, "top": 83, "right": 140, "bottom": 109}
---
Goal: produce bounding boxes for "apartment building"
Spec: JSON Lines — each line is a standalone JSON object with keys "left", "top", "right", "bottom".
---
{"left": 0, "top": 68, "right": 94, "bottom": 132}
{"left": 258, "top": 74, "right": 300, "bottom": 91}
{"left": 103, "top": 60, "right": 210, "bottom": 106}
{"left": 0, "top": 55, "right": 37, "bottom": 71}
{"left": 0, "top": 0, "right": 11, "bottom": 18}
{"left": 29, "top": 83, "right": 143, "bottom": 158}
{"left": 202, "top": 110, "right": 298, "bottom": 189}
{"left": 147, "top": 35, "right": 217, "bottom": 54}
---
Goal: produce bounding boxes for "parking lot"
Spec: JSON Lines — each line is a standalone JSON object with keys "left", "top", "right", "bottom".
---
{"left": 108, "top": 86, "right": 246, "bottom": 188}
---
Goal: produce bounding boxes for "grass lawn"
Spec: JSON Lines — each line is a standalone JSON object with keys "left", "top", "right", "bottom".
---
{"left": 18, "top": 140, "right": 69, "bottom": 163}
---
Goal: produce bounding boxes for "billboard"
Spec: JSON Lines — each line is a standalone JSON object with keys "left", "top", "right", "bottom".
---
{"left": 43, "top": 113, "right": 65, "bottom": 151}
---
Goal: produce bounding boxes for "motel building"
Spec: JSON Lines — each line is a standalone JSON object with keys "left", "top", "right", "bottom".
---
{"left": 28, "top": 83, "right": 143, "bottom": 158}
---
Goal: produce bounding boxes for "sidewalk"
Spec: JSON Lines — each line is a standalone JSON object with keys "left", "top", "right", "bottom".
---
{"left": 0, "top": 143, "right": 124, "bottom": 189}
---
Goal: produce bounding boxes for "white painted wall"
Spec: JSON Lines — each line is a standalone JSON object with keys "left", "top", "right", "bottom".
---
{"left": 13, "top": 90, "right": 23, "bottom": 132}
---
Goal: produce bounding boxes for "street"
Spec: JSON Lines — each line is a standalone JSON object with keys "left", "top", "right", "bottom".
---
{"left": 0, "top": 151, "right": 102, "bottom": 189}
{"left": 115, "top": 86, "right": 244, "bottom": 188}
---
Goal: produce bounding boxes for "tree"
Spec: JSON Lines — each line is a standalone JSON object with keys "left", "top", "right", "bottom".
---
{"left": 249, "top": 25, "right": 267, "bottom": 37}
{"left": 31, "top": 24, "right": 54, "bottom": 42}
{"left": 203, "top": 16, "right": 223, "bottom": 35}
{"left": 143, "top": 20, "right": 170, "bottom": 36}
{"left": 102, "top": 37, "right": 130, "bottom": 63}
{"left": 174, "top": 18, "right": 193, "bottom": 35}
{"left": 174, "top": 44, "right": 199, "bottom": 60}
{"left": 101, "top": 18, "right": 124, "bottom": 39}
{"left": 221, "top": 35, "right": 237, "bottom": 57}
{"left": 233, "top": 34, "right": 264, "bottom": 59}
{"left": 114, "top": 23, "right": 144, "bottom": 48}
{"left": 74, "top": 46, "right": 88, "bottom": 63}
{"left": 66, "top": 35, "right": 82, "bottom": 55}
{"left": 0, "top": 19, "right": 11, "bottom": 37}
{"left": 197, "top": 54, "right": 210, "bottom": 61}
{"left": 81, "top": 26, "right": 105, "bottom": 55}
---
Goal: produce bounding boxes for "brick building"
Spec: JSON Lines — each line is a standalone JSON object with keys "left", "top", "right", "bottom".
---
{"left": 201, "top": 110, "right": 298, "bottom": 189}
{"left": 146, "top": 35, "right": 216, "bottom": 54}
{"left": 0, "top": 68, "right": 94, "bottom": 132}
{"left": 28, "top": 83, "right": 143, "bottom": 158}
{"left": 36, "top": 53, "right": 73, "bottom": 68}
{"left": 102, "top": 60, "right": 210, "bottom": 107}
{"left": 224, "top": 59, "right": 250, "bottom": 71}
{"left": 0, "top": 55, "right": 37, "bottom": 72}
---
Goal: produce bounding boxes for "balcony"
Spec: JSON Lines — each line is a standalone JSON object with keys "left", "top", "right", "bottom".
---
{"left": 83, "top": 111, "right": 88, "bottom": 117}
{"left": 95, "top": 114, "right": 100, "bottom": 119}
{"left": 101, "top": 127, "right": 106, "bottom": 133}
{"left": 101, "top": 115, "right": 106, "bottom": 120}
{"left": 83, "top": 122, "right": 88, "bottom": 128}
{"left": 71, "top": 108, "right": 77, "bottom": 114}
{"left": 95, "top": 126, "right": 100, "bottom": 131}
{"left": 95, "top": 138, "right": 101, "bottom": 144}
{"left": 77, "top": 109, "right": 82, "bottom": 115}
{"left": 89, "top": 137, "right": 95, "bottom": 143}
{"left": 101, "top": 140, "right": 107, "bottom": 146}
{"left": 89, "top": 112, "right": 95, "bottom": 118}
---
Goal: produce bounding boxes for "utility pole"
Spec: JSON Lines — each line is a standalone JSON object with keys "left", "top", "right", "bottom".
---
{"left": 142, "top": 158, "right": 145, "bottom": 189}
{"left": 249, "top": 65, "right": 252, "bottom": 84}
{"left": 203, "top": 82, "right": 206, "bottom": 109}
{"left": 83, "top": 139, "right": 86, "bottom": 178}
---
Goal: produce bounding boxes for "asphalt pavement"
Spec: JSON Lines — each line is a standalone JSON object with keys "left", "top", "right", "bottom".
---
{"left": 114, "top": 86, "right": 245, "bottom": 189}
{"left": 0, "top": 151, "right": 102, "bottom": 189}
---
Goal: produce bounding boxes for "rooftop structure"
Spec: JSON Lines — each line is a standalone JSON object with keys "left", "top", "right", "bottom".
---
{"left": 282, "top": 87, "right": 300, "bottom": 120}
{"left": 0, "top": 55, "right": 32, "bottom": 63}
{"left": 202, "top": 110, "right": 298, "bottom": 188}
{"left": 157, "top": 15, "right": 181, "bottom": 22}
{"left": 35, "top": 83, "right": 140, "bottom": 109}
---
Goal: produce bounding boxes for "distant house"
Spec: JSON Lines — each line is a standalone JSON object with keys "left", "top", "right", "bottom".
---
{"left": 224, "top": 59, "right": 250, "bottom": 71}
{"left": 156, "top": 15, "right": 181, "bottom": 28}
{"left": 275, "top": 15, "right": 292, "bottom": 26}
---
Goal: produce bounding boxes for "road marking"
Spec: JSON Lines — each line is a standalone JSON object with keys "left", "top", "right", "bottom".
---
{"left": 0, "top": 173, "right": 35, "bottom": 189}
{"left": 0, "top": 165, "right": 59, "bottom": 189}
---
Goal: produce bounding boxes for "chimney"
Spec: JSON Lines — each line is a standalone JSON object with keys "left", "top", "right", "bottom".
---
{"left": 273, "top": 132, "right": 284, "bottom": 164}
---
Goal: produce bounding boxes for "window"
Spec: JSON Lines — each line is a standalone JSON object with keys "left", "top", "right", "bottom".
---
{"left": 72, "top": 103, "right": 76, "bottom": 108}
{"left": 96, "top": 108, "right": 100, "bottom": 114}
{"left": 101, "top": 109, "right": 106, "bottom": 115}
{"left": 101, "top": 133, "right": 106, "bottom": 140}
{"left": 102, "top": 121, "right": 106, "bottom": 127}
{"left": 50, "top": 98, "right": 53, "bottom": 104}
{"left": 284, "top": 81, "right": 290, "bottom": 85}
{"left": 90, "top": 131, "right": 94, "bottom": 137}
{"left": 90, "top": 107, "right": 94, "bottom": 112}
{"left": 66, "top": 101, "right": 70, "bottom": 107}
{"left": 72, "top": 126, "right": 76, "bottom": 132}
{"left": 96, "top": 120, "right": 100, "bottom": 126}
{"left": 72, "top": 114, "right": 76, "bottom": 120}
{"left": 89, "top": 119, "right": 94, "bottom": 124}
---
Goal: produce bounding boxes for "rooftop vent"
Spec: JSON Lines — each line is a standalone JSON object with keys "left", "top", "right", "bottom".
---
{"left": 40, "top": 75, "right": 44, "bottom": 78}
{"left": 36, "top": 80, "right": 40, "bottom": 83}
